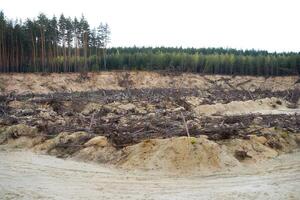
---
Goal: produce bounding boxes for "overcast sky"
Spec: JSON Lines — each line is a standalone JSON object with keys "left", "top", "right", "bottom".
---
{"left": 1, "top": 0, "right": 300, "bottom": 52}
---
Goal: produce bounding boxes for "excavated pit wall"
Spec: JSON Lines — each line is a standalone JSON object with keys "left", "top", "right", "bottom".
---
{"left": 0, "top": 72, "right": 299, "bottom": 95}
{"left": 0, "top": 72, "right": 300, "bottom": 172}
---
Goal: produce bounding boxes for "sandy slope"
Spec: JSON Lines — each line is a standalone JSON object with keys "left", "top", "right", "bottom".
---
{"left": 0, "top": 72, "right": 299, "bottom": 95}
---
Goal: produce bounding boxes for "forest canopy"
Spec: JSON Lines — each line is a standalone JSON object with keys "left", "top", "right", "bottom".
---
{"left": 0, "top": 11, "right": 299, "bottom": 75}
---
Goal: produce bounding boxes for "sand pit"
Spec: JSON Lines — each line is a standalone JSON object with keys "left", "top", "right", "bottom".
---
{"left": 0, "top": 72, "right": 299, "bottom": 175}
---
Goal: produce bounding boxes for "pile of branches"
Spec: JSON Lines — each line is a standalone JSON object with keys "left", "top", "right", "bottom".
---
{"left": 4, "top": 87, "right": 300, "bottom": 107}
{"left": 1, "top": 88, "right": 299, "bottom": 148}
{"left": 92, "top": 110, "right": 300, "bottom": 148}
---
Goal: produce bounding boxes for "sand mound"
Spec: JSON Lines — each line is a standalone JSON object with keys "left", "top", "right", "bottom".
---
{"left": 0, "top": 124, "right": 39, "bottom": 144}
{"left": 194, "top": 97, "right": 296, "bottom": 116}
{"left": 0, "top": 124, "right": 43, "bottom": 148}
{"left": 118, "top": 136, "right": 239, "bottom": 172}
{"left": 74, "top": 145, "right": 121, "bottom": 164}
{"left": 221, "top": 138, "right": 279, "bottom": 163}
{"left": 117, "top": 133, "right": 299, "bottom": 172}
{"left": 1, "top": 123, "right": 299, "bottom": 173}
{"left": 73, "top": 136, "right": 122, "bottom": 163}
{"left": 33, "top": 131, "right": 92, "bottom": 157}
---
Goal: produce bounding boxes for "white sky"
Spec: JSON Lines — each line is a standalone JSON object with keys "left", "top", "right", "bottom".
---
{"left": 1, "top": 0, "right": 300, "bottom": 52}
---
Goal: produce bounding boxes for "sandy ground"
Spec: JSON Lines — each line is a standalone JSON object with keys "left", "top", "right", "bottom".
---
{"left": 0, "top": 72, "right": 299, "bottom": 199}
{"left": 0, "top": 149, "right": 299, "bottom": 200}
{"left": 194, "top": 98, "right": 300, "bottom": 116}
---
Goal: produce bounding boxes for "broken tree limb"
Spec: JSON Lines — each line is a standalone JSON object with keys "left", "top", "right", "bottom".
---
{"left": 181, "top": 112, "right": 190, "bottom": 138}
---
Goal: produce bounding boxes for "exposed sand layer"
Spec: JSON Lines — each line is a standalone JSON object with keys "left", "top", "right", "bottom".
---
{"left": 0, "top": 72, "right": 299, "bottom": 95}
{"left": 194, "top": 97, "right": 300, "bottom": 116}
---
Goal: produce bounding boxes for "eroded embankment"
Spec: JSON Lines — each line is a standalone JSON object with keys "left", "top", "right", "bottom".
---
{"left": 0, "top": 71, "right": 299, "bottom": 95}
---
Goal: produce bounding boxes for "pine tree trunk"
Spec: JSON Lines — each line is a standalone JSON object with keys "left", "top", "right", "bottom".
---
{"left": 31, "top": 32, "right": 36, "bottom": 72}
{"left": 84, "top": 32, "right": 88, "bottom": 71}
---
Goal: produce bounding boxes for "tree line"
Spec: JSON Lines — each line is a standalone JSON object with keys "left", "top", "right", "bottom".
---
{"left": 106, "top": 47, "right": 300, "bottom": 76}
{"left": 0, "top": 11, "right": 110, "bottom": 73}
{"left": 0, "top": 11, "right": 299, "bottom": 76}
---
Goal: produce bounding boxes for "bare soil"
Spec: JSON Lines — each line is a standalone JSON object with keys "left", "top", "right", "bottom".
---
{"left": 0, "top": 71, "right": 299, "bottom": 173}
{"left": 0, "top": 72, "right": 299, "bottom": 95}
{"left": 0, "top": 149, "right": 299, "bottom": 200}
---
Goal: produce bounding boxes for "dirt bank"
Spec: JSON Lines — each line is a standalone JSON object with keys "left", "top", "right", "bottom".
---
{"left": 0, "top": 72, "right": 299, "bottom": 173}
{"left": 0, "top": 72, "right": 299, "bottom": 95}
